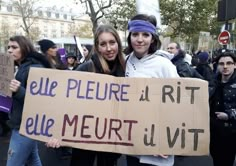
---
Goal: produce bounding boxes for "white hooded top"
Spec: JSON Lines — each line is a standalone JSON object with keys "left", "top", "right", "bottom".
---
{"left": 126, "top": 51, "right": 179, "bottom": 78}
{"left": 125, "top": 51, "right": 179, "bottom": 166}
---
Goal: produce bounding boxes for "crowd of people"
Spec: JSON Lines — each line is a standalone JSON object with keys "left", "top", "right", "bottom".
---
{"left": 0, "top": 13, "right": 236, "bottom": 166}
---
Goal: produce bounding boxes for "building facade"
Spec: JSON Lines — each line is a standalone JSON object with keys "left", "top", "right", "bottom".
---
{"left": 0, "top": 1, "right": 92, "bottom": 52}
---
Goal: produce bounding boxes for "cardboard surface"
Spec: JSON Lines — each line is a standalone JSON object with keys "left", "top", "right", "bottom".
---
{"left": 0, "top": 53, "right": 14, "bottom": 97}
{"left": 20, "top": 68, "right": 210, "bottom": 155}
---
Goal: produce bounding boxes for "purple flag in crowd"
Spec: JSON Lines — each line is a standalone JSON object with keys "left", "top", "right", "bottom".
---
{"left": 0, "top": 94, "right": 12, "bottom": 113}
{"left": 58, "top": 48, "right": 66, "bottom": 64}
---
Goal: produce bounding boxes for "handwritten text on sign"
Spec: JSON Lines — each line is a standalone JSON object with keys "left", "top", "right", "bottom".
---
{"left": 0, "top": 53, "right": 14, "bottom": 97}
{"left": 20, "top": 68, "right": 209, "bottom": 155}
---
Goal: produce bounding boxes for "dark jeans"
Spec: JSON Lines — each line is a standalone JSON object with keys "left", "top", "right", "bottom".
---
{"left": 210, "top": 122, "right": 236, "bottom": 166}
{"left": 70, "top": 148, "right": 121, "bottom": 166}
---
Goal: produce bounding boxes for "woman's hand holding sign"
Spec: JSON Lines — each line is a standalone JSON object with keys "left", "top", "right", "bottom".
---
{"left": 154, "top": 154, "right": 168, "bottom": 159}
{"left": 9, "top": 79, "right": 21, "bottom": 92}
{"left": 46, "top": 138, "right": 61, "bottom": 148}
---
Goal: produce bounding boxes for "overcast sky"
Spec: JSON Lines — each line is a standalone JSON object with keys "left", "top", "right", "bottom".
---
{"left": 40, "top": 0, "right": 73, "bottom": 7}
{"left": 38, "top": 0, "right": 84, "bottom": 14}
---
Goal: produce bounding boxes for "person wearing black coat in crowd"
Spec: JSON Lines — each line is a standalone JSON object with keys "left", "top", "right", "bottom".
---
{"left": 38, "top": 39, "right": 72, "bottom": 160}
{"left": 46, "top": 24, "right": 125, "bottom": 166}
{"left": 167, "top": 42, "right": 203, "bottom": 78}
{"left": 196, "top": 52, "right": 215, "bottom": 86}
{"left": 38, "top": 39, "right": 66, "bottom": 70}
{"left": 74, "top": 24, "right": 124, "bottom": 166}
{"left": 209, "top": 52, "right": 236, "bottom": 166}
{"left": 7, "top": 35, "right": 51, "bottom": 166}
{"left": 65, "top": 52, "right": 79, "bottom": 70}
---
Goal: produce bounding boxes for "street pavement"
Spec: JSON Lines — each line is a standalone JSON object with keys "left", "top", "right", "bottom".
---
{"left": 1, "top": 133, "right": 235, "bottom": 166}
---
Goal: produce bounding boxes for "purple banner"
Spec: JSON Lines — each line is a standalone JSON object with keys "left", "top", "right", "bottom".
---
{"left": 0, "top": 94, "right": 12, "bottom": 113}
{"left": 58, "top": 48, "right": 66, "bottom": 64}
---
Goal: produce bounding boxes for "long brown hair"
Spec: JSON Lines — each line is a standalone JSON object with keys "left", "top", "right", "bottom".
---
{"left": 94, "top": 24, "right": 125, "bottom": 74}
{"left": 9, "top": 35, "right": 36, "bottom": 61}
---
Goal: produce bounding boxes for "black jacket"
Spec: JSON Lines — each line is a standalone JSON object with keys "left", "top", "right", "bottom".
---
{"left": 196, "top": 63, "right": 215, "bottom": 85}
{"left": 8, "top": 52, "right": 51, "bottom": 129}
{"left": 210, "top": 70, "right": 236, "bottom": 129}
{"left": 171, "top": 51, "right": 203, "bottom": 79}
{"left": 74, "top": 54, "right": 123, "bottom": 162}
{"left": 76, "top": 55, "right": 124, "bottom": 77}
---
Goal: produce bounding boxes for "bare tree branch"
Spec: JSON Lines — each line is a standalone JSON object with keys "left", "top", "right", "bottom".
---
{"left": 75, "top": 0, "right": 113, "bottom": 34}
{"left": 12, "top": 0, "right": 41, "bottom": 39}
{"left": 95, "top": 0, "right": 111, "bottom": 17}
{"left": 79, "top": 0, "right": 90, "bottom": 16}
{"left": 96, "top": 12, "right": 104, "bottom": 21}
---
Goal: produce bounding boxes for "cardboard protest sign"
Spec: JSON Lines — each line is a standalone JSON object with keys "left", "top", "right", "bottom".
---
{"left": 20, "top": 68, "right": 210, "bottom": 155}
{"left": 0, "top": 53, "right": 14, "bottom": 97}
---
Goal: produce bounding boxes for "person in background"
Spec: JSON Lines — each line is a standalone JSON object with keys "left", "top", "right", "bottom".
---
{"left": 209, "top": 52, "right": 236, "bottom": 166}
{"left": 82, "top": 44, "right": 93, "bottom": 62}
{"left": 46, "top": 24, "right": 124, "bottom": 166}
{"left": 65, "top": 52, "right": 79, "bottom": 70}
{"left": 195, "top": 52, "right": 214, "bottom": 85}
{"left": 191, "top": 50, "right": 202, "bottom": 67}
{"left": 78, "top": 44, "right": 93, "bottom": 64}
{"left": 38, "top": 39, "right": 71, "bottom": 160}
{"left": 212, "top": 49, "right": 231, "bottom": 74}
{"left": 167, "top": 42, "right": 203, "bottom": 79}
{"left": 7, "top": 35, "right": 51, "bottom": 166}
{"left": 38, "top": 39, "right": 66, "bottom": 70}
{"left": 125, "top": 14, "right": 179, "bottom": 166}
